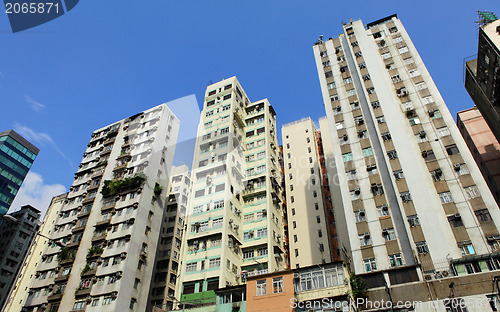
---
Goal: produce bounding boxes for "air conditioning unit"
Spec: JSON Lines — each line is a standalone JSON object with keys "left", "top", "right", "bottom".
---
{"left": 364, "top": 234, "right": 370, "bottom": 239}
{"left": 454, "top": 164, "right": 461, "bottom": 171}
{"left": 111, "top": 291, "right": 118, "bottom": 298}
{"left": 382, "top": 205, "right": 388, "bottom": 211}
{"left": 116, "top": 271, "right": 123, "bottom": 278}
{"left": 419, "top": 131, "right": 426, "bottom": 138}
{"left": 354, "top": 188, "right": 360, "bottom": 195}
{"left": 424, "top": 274, "right": 432, "bottom": 280}
{"left": 229, "top": 219, "right": 234, "bottom": 224}
{"left": 343, "top": 134, "right": 348, "bottom": 141}
{"left": 86, "top": 295, "right": 92, "bottom": 302}
{"left": 233, "top": 225, "right": 239, "bottom": 230}
{"left": 120, "top": 252, "right": 127, "bottom": 258}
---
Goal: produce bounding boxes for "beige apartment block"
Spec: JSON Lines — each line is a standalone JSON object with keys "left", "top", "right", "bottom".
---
{"left": 3, "top": 194, "right": 67, "bottom": 312}
{"left": 148, "top": 165, "right": 191, "bottom": 311}
{"left": 177, "top": 77, "right": 286, "bottom": 308}
{"left": 313, "top": 14, "right": 500, "bottom": 283}
{"left": 457, "top": 107, "right": 500, "bottom": 206}
{"left": 282, "top": 118, "right": 334, "bottom": 268}
{"left": 20, "top": 103, "right": 180, "bottom": 312}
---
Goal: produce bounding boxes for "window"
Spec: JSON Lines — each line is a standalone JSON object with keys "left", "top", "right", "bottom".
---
{"left": 422, "top": 149, "right": 435, "bottom": 161}
{"left": 364, "top": 258, "right": 376, "bottom": 272}
{"left": 371, "top": 101, "right": 380, "bottom": 109}
{"left": 409, "top": 117, "right": 420, "bottom": 125}
{"left": 377, "top": 205, "right": 390, "bottom": 217}
{"left": 459, "top": 244, "right": 475, "bottom": 256}
{"left": 342, "top": 152, "right": 353, "bottom": 162}
{"left": 325, "top": 71, "right": 333, "bottom": 78}
{"left": 346, "top": 89, "right": 356, "bottom": 97}
{"left": 455, "top": 164, "right": 469, "bottom": 176}
{"left": 387, "top": 150, "right": 398, "bottom": 160}
{"left": 416, "top": 242, "right": 429, "bottom": 254}
{"left": 429, "top": 110, "right": 442, "bottom": 119}
{"left": 359, "top": 233, "right": 371, "bottom": 246}
{"left": 186, "top": 262, "right": 197, "bottom": 272}
{"left": 393, "top": 170, "right": 404, "bottom": 180}
{"left": 398, "top": 46, "right": 409, "bottom": 54}
{"left": 439, "top": 191, "right": 453, "bottom": 204}
{"left": 272, "top": 277, "right": 284, "bottom": 293}
{"left": 362, "top": 147, "right": 373, "bottom": 157}
{"left": 408, "top": 215, "right": 420, "bottom": 227}
{"left": 376, "top": 116, "right": 385, "bottom": 124}
{"left": 346, "top": 170, "right": 357, "bottom": 180}
{"left": 389, "top": 26, "right": 398, "bottom": 33}
{"left": 351, "top": 189, "right": 361, "bottom": 201}
{"left": 422, "top": 95, "right": 434, "bottom": 105}
{"left": 403, "top": 57, "right": 414, "bottom": 65}
{"left": 383, "top": 228, "right": 396, "bottom": 241}
{"left": 381, "top": 132, "right": 392, "bottom": 141}
{"left": 416, "top": 81, "right": 427, "bottom": 90}
{"left": 336, "top": 121, "right": 344, "bottom": 130}
{"left": 382, "top": 52, "right": 391, "bottom": 59}
{"left": 389, "top": 254, "right": 403, "bottom": 267}
{"left": 209, "top": 257, "right": 221, "bottom": 268}
{"left": 318, "top": 229, "right": 323, "bottom": 237}
{"left": 73, "top": 300, "right": 86, "bottom": 310}
{"left": 475, "top": 209, "right": 491, "bottom": 223}
{"left": 355, "top": 210, "right": 366, "bottom": 222}
{"left": 393, "top": 36, "right": 403, "bottom": 43}
{"left": 464, "top": 185, "right": 480, "bottom": 199}
{"left": 256, "top": 280, "right": 267, "bottom": 296}
{"left": 327, "top": 82, "right": 336, "bottom": 89}
{"left": 400, "top": 191, "right": 412, "bottom": 202}
{"left": 316, "top": 216, "right": 321, "bottom": 223}
{"left": 343, "top": 77, "right": 352, "bottom": 85}
{"left": 448, "top": 215, "right": 464, "bottom": 228}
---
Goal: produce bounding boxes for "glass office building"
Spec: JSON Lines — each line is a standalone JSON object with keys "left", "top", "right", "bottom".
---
{"left": 0, "top": 130, "right": 39, "bottom": 215}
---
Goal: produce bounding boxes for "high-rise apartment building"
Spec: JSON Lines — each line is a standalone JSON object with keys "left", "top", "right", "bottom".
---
{"left": 148, "top": 165, "right": 190, "bottom": 311}
{"left": 178, "top": 77, "right": 285, "bottom": 307}
{"left": 457, "top": 107, "right": 500, "bottom": 205}
{"left": 3, "top": 194, "right": 67, "bottom": 312}
{"left": 282, "top": 118, "right": 338, "bottom": 267}
{"left": 0, "top": 130, "right": 39, "bottom": 215}
{"left": 0, "top": 205, "right": 41, "bottom": 308}
{"left": 21, "top": 103, "right": 180, "bottom": 312}
{"left": 464, "top": 11, "right": 500, "bottom": 142}
{"left": 313, "top": 15, "right": 500, "bottom": 280}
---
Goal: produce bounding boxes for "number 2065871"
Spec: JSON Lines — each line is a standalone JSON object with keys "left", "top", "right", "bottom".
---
{"left": 5, "top": 2, "right": 59, "bottom": 14}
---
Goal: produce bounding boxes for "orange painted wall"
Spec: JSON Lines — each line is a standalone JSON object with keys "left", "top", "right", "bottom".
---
{"left": 246, "top": 271, "right": 294, "bottom": 312}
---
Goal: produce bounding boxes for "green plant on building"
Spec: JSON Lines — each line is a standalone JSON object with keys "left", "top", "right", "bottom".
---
{"left": 348, "top": 273, "right": 367, "bottom": 300}
{"left": 87, "top": 246, "right": 104, "bottom": 257}
{"left": 58, "top": 247, "right": 75, "bottom": 261}
{"left": 154, "top": 183, "right": 163, "bottom": 195}
{"left": 101, "top": 174, "right": 146, "bottom": 198}
{"left": 81, "top": 264, "right": 92, "bottom": 275}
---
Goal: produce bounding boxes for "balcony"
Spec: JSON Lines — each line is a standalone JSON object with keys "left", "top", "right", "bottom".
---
{"left": 91, "top": 233, "right": 107, "bottom": 242}
{"left": 75, "top": 287, "right": 91, "bottom": 297}
{"left": 47, "top": 293, "right": 63, "bottom": 302}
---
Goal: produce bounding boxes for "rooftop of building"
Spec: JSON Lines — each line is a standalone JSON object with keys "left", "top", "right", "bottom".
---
{"left": 0, "top": 129, "right": 39, "bottom": 154}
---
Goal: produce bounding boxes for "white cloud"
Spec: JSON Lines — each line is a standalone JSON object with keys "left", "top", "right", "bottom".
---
{"left": 9, "top": 172, "right": 66, "bottom": 217}
{"left": 14, "top": 123, "right": 74, "bottom": 168}
{"left": 14, "top": 123, "right": 54, "bottom": 145}
{"left": 24, "top": 95, "right": 46, "bottom": 112}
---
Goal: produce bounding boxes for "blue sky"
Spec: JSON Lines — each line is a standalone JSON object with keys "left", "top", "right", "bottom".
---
{"left": 2, "top": 1, "right": 496, "bottom": 213}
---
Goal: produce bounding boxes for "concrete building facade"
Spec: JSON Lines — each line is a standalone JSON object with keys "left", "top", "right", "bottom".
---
{"left": 0, "top": 205, "right": 41, "bottom": 308}
{"left": 0, "top": 130, "right": 39, "bottom": 215}
{"left": 148, "top": 165, "right": 191, "bottom": 311}
{"left": 464, "top": 12, "right": 500, "bottom": 142}
{"left": 457, "top": 107, "right": 500, "bottom": 206}
{"left": 281, "top": 118, "right": 337, "bottom": 268}
{"left": 178, "top": 77, "right": 286, "bottom": 307}
{"left": 21, "top": 103, "right": 180, "bottom": 312}
{"left": 3, "top": 194, "right": 67, "bottom": 312}
{"left": 313, "top": 15, "right": 500, "bottom": 281}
